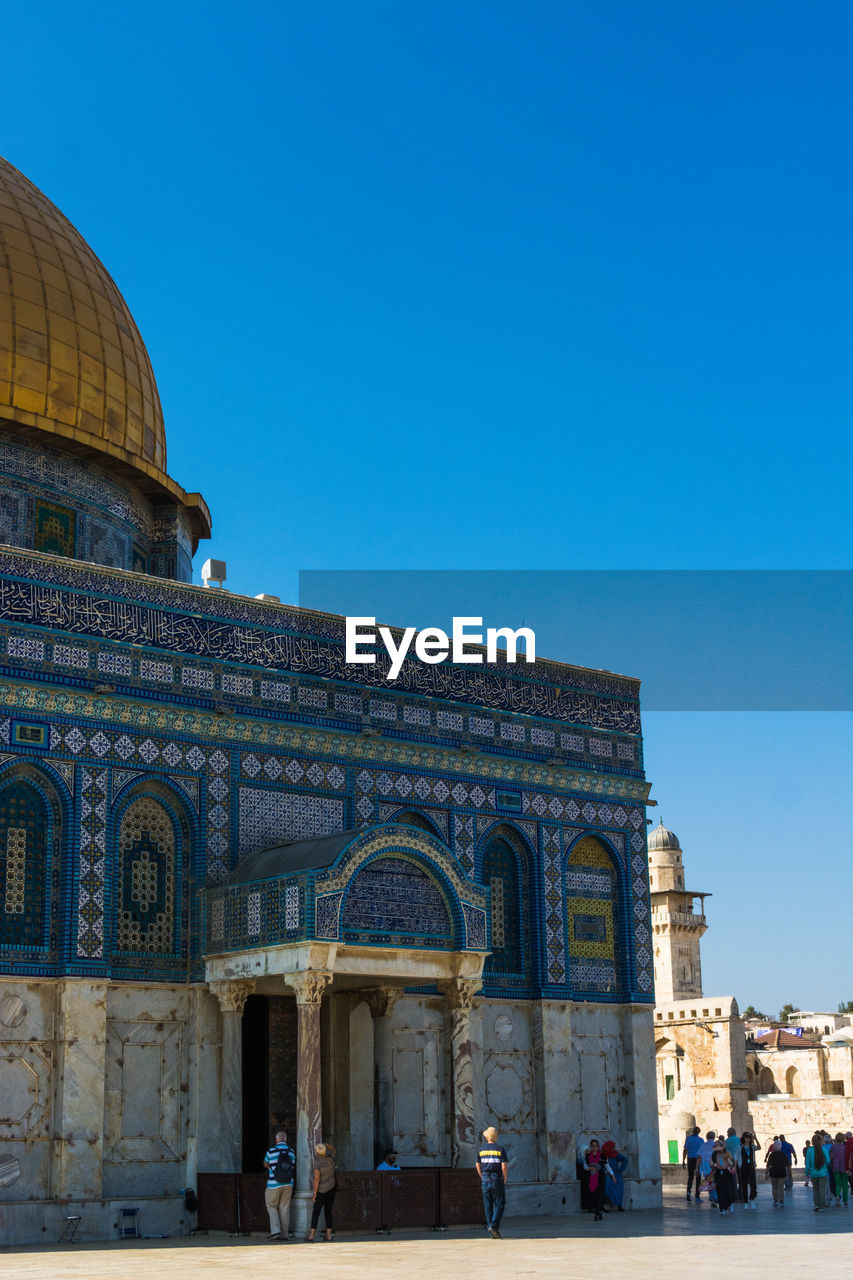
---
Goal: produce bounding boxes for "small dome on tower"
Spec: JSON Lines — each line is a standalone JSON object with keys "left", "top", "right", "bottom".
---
{"left": 648, "top": 820, "right": 680, "bottom": 852}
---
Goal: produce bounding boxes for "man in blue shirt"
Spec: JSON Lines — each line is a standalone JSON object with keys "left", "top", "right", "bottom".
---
{"left": 263, "top": 1130, "right": 296, "bottom": 1240}
{"left": 476, "top": 1126, "right": 509, "bottom": 1238}
{"left": 778, "top": 1134, "right": 797, "bottom": 1190}
{"left": 682, "top": 1127, "right": 703, "bottom": 1201}
{"left": 377, "top": 1150, "right": 400, "bottom": 1171}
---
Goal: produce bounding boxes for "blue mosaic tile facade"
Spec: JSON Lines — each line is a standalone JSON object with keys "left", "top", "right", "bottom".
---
{"left": 0, "top": 545, "right": 654, "bottom": 1001}
{"left": 0, "top": 436, "right": 193, "bottom": 581}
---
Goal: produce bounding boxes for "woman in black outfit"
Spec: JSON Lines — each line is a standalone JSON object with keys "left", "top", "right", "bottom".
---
{"left": 305, "top": 1142, "right": 337, "bottom": 1242}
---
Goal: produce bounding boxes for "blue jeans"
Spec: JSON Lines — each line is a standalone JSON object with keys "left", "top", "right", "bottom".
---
{"left": 482, "top": 1178, "right": 506, "bottom": 1229}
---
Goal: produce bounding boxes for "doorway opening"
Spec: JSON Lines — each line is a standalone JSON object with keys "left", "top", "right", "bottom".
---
{"left": 241, "top": 993, "right": 297, "bottom": 1172}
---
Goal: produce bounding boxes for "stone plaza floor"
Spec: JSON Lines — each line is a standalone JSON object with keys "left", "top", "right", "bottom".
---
{"left": 4, "top": 1185, "right": 852, "bottom": 1279}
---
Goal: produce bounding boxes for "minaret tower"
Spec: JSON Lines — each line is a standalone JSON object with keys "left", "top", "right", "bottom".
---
{"left": 648, "top": 821, "right": 709, "bottom": 1002}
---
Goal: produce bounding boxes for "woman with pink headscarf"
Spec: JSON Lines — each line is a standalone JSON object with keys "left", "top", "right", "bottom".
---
{"left": 583, "top": 1140, "right": 611, "bottom": 1222}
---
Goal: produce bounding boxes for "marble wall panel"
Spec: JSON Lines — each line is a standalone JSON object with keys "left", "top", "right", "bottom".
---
{"left": 102, "top": 985, "right": 190, "bottom": 1198}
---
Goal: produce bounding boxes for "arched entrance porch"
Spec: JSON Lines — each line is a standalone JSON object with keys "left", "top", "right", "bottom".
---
{"left": 204, "top": 824, "right": 489, "bottom": 1231}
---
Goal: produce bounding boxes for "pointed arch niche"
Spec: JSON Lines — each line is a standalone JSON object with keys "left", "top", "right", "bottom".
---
{"left": 565, "top": 834, "right": 624, "bottom": 997}
{"left": 480, "top": 827, "right": 531, "bottom": 983}
{"left": 0, "top": 766, "right": 64, "bottom": 954}
{"left": 113, "top": 783, "right": 191, "bottom": 961}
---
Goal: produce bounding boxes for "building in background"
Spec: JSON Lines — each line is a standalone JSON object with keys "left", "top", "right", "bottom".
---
{"left": 0, "top": 155, "right": 661, "bottom": 1244}
{"left": 649, "top": 823, "right": 751, "bottom": 1161}
{"left": 651, "top": 821, "right": 853, "bottom": 1164}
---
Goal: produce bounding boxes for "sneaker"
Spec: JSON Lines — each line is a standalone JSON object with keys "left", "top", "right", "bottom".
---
{"left": 268, "top": 1233, "right": 281, "bottom": 1240}
{"left": 489, "top": 1228, "right": 499, "bottom": 1238}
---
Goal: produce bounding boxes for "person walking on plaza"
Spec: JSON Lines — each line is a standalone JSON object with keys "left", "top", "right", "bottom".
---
{"left": 711, "top": 1143, "right": 737, "bottom": 1216}
{"left": 263, "top": 1129, "right": 296, "bottom": 1241}
{"left": 724, "top": 1128, "right": 742, "bottom": 1200}
{"left": 683, "top": 1126, "right": 703, "bottom": 1201}
{"left": 829, "top": 1134, "right": 849, "bottom": 1207}
{"left": 305, "top": 1142, "right": 337, "bottom": 1241}
{"left": 778, "top": 1134, "right": 796, "bottom": 1192}
{"left": 738, "top": 1132, "right": 759, "bottom": 1208}
{"left": 802, "top": 1138, "right": 812, "bottom": 1187}
{"left": 602, "top": 1141, "right": 627, "bottom": 1211}
{"left": 805, "top": 1131, "right": 831, "bottom": 1211}
{"left": 767, "top": 1141, "right": 788, "bottom": 1207}
{"left": 476, "top": 1127, "right": 509, "bottom": 1238}
{"left": 698, "top": 1132, "right": 717, "bottom": 1205}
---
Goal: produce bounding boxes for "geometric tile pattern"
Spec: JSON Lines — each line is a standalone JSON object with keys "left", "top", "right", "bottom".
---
{"left": 76, "top": 767, "right": 107, "bottom": 959}
{"left": 453, "top": 813, "right": 476, "bottom": 878}
{"left": 237, "top": 786, "right": 345, "bottom": 855}
{"left": 542, "top": 824, "right": 566, "bottom": 984}
{"left": 340, "top": 856, "right": 453, "bottom": 949}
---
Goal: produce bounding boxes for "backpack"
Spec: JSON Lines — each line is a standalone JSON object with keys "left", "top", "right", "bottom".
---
{"left": 272, "top": 1146, "right": 294, "bottom": 1183}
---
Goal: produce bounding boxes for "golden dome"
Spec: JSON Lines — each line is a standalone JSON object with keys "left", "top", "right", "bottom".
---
{"left": 0, "top": 156, "right": 209, "bottom": 538}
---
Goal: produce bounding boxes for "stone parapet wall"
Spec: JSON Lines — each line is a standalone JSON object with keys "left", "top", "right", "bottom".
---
{"left": 750, "top": 1096, "right": 853, "bottom": 1156}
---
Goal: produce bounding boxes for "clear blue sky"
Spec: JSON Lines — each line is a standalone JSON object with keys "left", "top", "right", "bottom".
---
{"left": 3, "top": 2, "right": 850, "bottom": 1012}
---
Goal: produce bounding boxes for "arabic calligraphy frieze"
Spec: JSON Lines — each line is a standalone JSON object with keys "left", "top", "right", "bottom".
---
{"left": 0, "top": 574, "right": 641, "bottom": 734}
{"left": 0, "top": 549, "right": 639, "bottom": 695}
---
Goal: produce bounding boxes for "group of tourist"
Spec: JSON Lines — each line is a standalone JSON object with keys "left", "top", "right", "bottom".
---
{"left": 259, "top": 1121, "right": 853, "bottom": 1240}
{"left": 801, "top": 1132, "right": 853, "bottom": 1210}
{"left": 262, "top": 1135, "right": 406, "bottom": 1242}
{"left": 260, "top": 1125, "right": 631, "bottom": 1242}
{"left": 480, "top": 1129, "right": 630, "bottom": 1234}
{"left": 263, "top": 1130, "right": 338, "bottom": 1242}
{"left": 683, "top": 1127, "right": 759, "bottom": 1214}
{"left": 683, "top": 1126, "right": 853, "bottom": 1215}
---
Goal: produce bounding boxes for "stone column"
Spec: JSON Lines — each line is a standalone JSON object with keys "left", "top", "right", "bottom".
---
{"left": 531, "top": 999, "right": 576, "bottom": 1186}
{"left": 438, "top": 978, "right": 482, "bottom": 1168}
{"left": 288, "top": 971, "right": 333, "bottom": 1232}
{"left": 621, "top": 1004, "right": 663, "bottom": 1209}
{"left": 210, "top": 980, "right": 254, "bottom": 1173}
{"left": 54, "top": 980, "right": 108, "bottom": 1201}
{"left": 363, "top": 987, "right": 401, "bottom": 1161}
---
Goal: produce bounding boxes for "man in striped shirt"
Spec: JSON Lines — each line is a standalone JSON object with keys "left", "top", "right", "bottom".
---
{"left": 476, "top": 1126, "right": 509, "bottom": 1238}
{"left": 263, "top": 1130, "right": 295, "bottom": 1240}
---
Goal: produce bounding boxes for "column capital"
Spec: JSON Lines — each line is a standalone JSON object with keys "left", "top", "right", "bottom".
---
{"left": 210, "top": 979, "right": 254, "bottom": 1014}
{"left": 438, "top": 978, "right": 482, "bottom": 1013}
{"left": 362, "top": 986, "right": 402, "bottom": 1020}
{"left": 288, "top": 970, "right": 333, "bottom": 1006}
